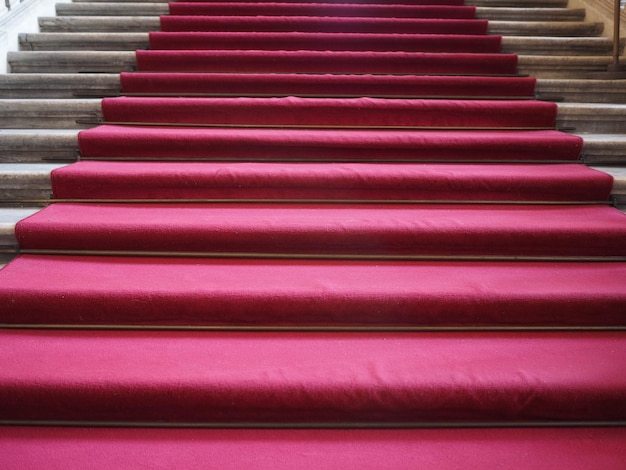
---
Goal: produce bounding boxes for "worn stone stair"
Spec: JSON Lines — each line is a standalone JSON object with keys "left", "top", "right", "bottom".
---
{"left": 1, "top": 0, "right": 626, "bottom": 265}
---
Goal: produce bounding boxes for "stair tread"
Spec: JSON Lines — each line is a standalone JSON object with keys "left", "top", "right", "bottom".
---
{"left": 2, "top": 427, "right": 626, "bottom": 470}
{"left": 0, "top": 328, "right": 624, "bottom": 423}
{"left": 16, "top": 202, "right": 626, "bottom": 258}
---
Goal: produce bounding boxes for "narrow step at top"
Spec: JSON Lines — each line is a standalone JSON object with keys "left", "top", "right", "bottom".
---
{"left": 0, "top": 328, "right": 623, "bottom": 423}
{"left": 37, "top": 16, "right": 490, "bottom": 34}
{"left": 54, "top": 3, "right": 587, "bottom": 22}
{"left": 57, "top": 2, "right": 479, "bottom": 19}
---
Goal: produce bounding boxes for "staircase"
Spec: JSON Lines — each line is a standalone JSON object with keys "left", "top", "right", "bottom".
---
{"left": 1, "top": 0, "right": 626, "bottom": 466}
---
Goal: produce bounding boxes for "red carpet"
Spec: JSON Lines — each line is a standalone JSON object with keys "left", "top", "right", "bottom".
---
{"left": 1, "top": 0, "right": 625, "bottom": 461}
{"left": 1, "top": 256, "right": 626, "bottom": 327}
{"left": 51, "top": 162, "right": 612, "bottom": 201}
{"left": 98, "top": 96, "right": 558, "bottom": 128}
{"left": 159, "top": 16, "right": 489, "bottom": 34}
{"left": 167, "top": 3, "right": 478, "bottom": 18}
{"left": 120, "top": 73, "right": 537, "bottom": 98}
{"left": 135, "top": 50, "right": 519, "bottom": 74}
{"left": 148, "top": 31, "right": 502, "bottom": 53}
{"left": 1, "top": 330, "right": 624, "bottom": 423}
{"left": 78, "top": 126, "right": 583, "bottom": 161}
{"left": 15, "top": 203, "right": 626, "bottom": 257}
{"left": 3, "top": 427, "right": 626, "bottom": 470}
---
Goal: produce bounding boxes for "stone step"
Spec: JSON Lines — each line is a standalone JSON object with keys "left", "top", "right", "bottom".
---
{"left": 0, "top": 207, "right": 40, "bottom": 264}
{"left": 0, "top": 100, "right": 102, "bottom": 129}
{"left": 38, "top": 16, "right": 161, "bottom": 33}
{"left": 0, "top": 98, "right": 622, "bottom": 133}
{"left": 7, "top": 50, "right": 615, "bottom": 78}
{"left": 517, "top": 55, "right": 614, "bottom": 79}
{"left": 488, "top": 21, "right": 603, "bottom": 37}
{"left": 56, "top": 2, "right": 169, "bottom": 16}
{"left": 475, "top": 7, "right": 585, "bottom": 22}
{"left": 0, "top": 73, "right": 120, "bottom": 98}
{"left": 581, "top": 134, "right": 626, "bottom": 165}
{"left": 3, "top": 161, "right": 625, "bottom": 202}
{"left": 0, "top": 72, "right": 625, "bottom": 104}
{"left": 67, "top": 0, "right": 572, "bottom": 6}
{"left": 0, "top": 130, "right": 80, "bottom": 163}
{"left": 0, "top": 163, "right": 63, "bottom": 200}
{"left": 535, "top": 79, "right": 626, "bottom": 104}
{"left": 469, "top": 0, "right": 568, "bottom": 6}
{"left": 1, "top": 127, "right": 626, "bottom": 165}
{"left": 19, "top": 33, "right": 151, "bottom": 51}
{"left": 37, "top": 16, "right": 604, "bottom": 37}
{"left": 54, "top": 3, "right": 587, "bottom": 22}
{"left": 502, "top": 37, "right": 620, "bottom": 56}
{"left": 557, "top": 103, "right": 626, "bottom": 134}
{"left": 17, "top": 32, "right": 618, "bottom": 57}
{"left": 7, "top": 51, "right": 137, "bottom": 73}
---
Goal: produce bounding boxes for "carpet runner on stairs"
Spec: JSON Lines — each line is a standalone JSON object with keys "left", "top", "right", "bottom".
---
{"left": 1, "top": 0, "right": 625, "bottom": 465}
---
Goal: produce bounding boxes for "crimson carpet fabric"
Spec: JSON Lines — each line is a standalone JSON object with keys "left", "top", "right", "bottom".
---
{"left": 120, "top": 73, "right": 537, "bottom": 98}
{"left": 0, "top": 330, "right": 625, "bottom": 423}
{"left": 148, "top": 32, "right": 502, "bottom": 53}
{"left": 174, "top": 0, "right": 467, "bottom": 3}
{"left": 50, "top": 162, "right": 612, "bottom": 202}
{"left": 99, "top": 96, "right": 557, "bottom": 128}
{"left": 134, "top": 50, "right": 520, "bottom": 74}
{"left": 1, "top": 0, "right": 626, "bottom": 452}
{"left": 3, "top": 428, "right": 626, "bottom": 470}
{"left": 159, "top": 16, "right": 489, "bottom": 34}
{"left": 2, "top": 255, "right": 626, "bottom": 327}
{"left": 15, "top": 203, "right": 626, "bottom": 257}
{"left": 167, "top": 3, "right": 478, "bottom": 18}
{"left": 78, "top": 126, "right": 583, "bottom": 162}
